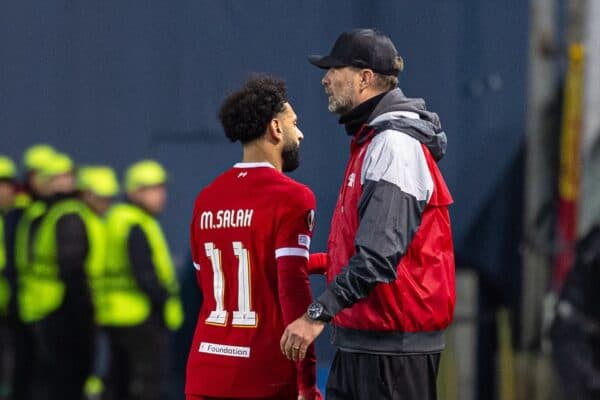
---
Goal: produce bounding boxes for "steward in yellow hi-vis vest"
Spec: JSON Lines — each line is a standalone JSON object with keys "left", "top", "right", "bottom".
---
{"left": 103, "top": 203, "right": 182, "bottom": 329}
{"left": 0, "top": 155, "right": 18, "bottom": 400}
{"left": 17, "top": 152, "right": 73, "bottom": 324}
{"left": 14, "top": 145, "right": 57, "bottom": 323}
{"left": 103, "top": 159, "right": 182, "bottom": 400}
{"left": 9, "top": 144, "right": 57, "bottom": 400}
{"left": 25, "top": 165, "right": 118, "bottom": 324}
{"left": 0, "top": 155, "right": 18, "bottom": 319}
{"left": 27, "top": 156, "right": 119, "bottom": 400}
{"left": 27, "top": 198, "right": 104, "bottom": 321}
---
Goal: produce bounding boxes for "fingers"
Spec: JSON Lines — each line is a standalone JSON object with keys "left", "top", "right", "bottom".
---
{"left": 281, "top": 316, "right": 324, "bottom": 361}
{"left": 297, "top": 342, "right": 307, "bottom": 361}
{"left": 280, "top": 330, "right": 288, "bottom": 354}
{"left": 280, "top": 329, "right": 297, "bottom": 361}
{"left": 280, "top": 327, "right": 305, "bottom": 361}
{"left": 286, "top": 343, "right": 300, "bottom": 361}
{"left": 291, "top": 345, "right": 301, "bottom": 361}
{"left": 291, "top": 342, "right": 307, "bottom": 362}
{"left": 288, "top": 339, "right": 303, "bottom": 361}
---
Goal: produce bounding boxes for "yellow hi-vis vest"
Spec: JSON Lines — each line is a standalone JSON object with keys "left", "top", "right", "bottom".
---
{"left": 103, "top": 203, "right": 183, "bottom": 330}
{"left": 15, "top": 200, "right": 47, "bottom": 321}
{"left": 0, "top": 214, "right": 10, "bottom": 316}
{"left": 20, "top": 199, "right": 106, "bottom": 323}
{"left": 14, "top": 192, "right": 31, "bottom": 209}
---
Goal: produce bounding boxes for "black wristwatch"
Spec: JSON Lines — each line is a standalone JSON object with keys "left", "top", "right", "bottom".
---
{"left": 306, "top": 302, "right": 330, "bottom": 322}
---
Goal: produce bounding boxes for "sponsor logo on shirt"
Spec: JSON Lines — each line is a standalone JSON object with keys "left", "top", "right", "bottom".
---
{"left": 298, "top": 234, "right": 311, "bottom": 248}
{"left": 199, "top": 209, "right": 254, "bottom": 230}
{"left": 199, "top": 342, "right": 251, "bottom": 358}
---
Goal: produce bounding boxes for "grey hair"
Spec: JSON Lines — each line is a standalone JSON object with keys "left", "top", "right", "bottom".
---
{"left": 372, "top": 56, "right": 403, "bottom": 91}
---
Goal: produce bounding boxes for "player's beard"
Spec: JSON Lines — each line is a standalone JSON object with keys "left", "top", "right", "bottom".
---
{"left": 281, "top": 140, "right": 300, "bottom": 172}
{"left": 326, "top": 79, "right": 356, "bottom": 115}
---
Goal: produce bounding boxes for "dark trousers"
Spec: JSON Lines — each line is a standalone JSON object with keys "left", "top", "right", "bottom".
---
{"left": 551, "top": 316, "right": 600, "bottom": 400}
{"left": 0, "top": 322, "right": 14, "bottom": 400}
{"left": 34, "top": 308, "right": 95, "bottom": 400}
{"left": 11, "top": 321, "right": 35, "bottom": 400}
{"left": 326, "top": 350, "right": 440, "bottom": 400}
{"left": 105, "top": 315, "right": 170, "bottom": 400}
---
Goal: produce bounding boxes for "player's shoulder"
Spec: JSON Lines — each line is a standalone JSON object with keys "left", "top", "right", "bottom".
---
{"left": 277, "top": 173, "right": 313, "bottom": 192}
{"left": 274, "top": 174, "right": 316, "bottom": 205}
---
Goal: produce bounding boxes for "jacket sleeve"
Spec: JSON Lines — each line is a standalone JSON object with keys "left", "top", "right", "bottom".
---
{"left": 307, "top": 252, "right": 327, "bottom": 276}
{"left": 317, "top": 130, "right": 432, "bottom": 317}
{"left": 56, "top": 214, "right": 90, "bottom": 302}
{"left": 128, "top": 224, "right": 169, "bottom": 309}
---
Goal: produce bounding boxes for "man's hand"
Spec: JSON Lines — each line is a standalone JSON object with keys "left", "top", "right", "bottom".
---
{"left": 280, "top": 314, "right": 325, "bottom": 361}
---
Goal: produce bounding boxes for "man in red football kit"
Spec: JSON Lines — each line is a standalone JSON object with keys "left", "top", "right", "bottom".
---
{"left": 281, "top": 29, "right": 455, "bottom": 400}
{"left": 186, "top": 75, "right": 321, "bottom": 400}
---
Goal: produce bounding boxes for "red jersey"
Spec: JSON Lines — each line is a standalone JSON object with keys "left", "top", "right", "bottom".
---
{"left": 186, "top": 162, "right": 316, "bottom": 398}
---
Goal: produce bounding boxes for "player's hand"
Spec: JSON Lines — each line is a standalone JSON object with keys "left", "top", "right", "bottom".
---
{"left": 280, "top": 314, "right": 325, "bottom": 362}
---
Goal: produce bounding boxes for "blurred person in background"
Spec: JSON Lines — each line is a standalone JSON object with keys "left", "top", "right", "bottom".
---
{"left": 13, "top": 144, "right": 58, "bottom": 303}
{"left": 551, "top": 225, "right": 600, "bottom": 399}
{"left": 103, "top": 159, "right": 183, "bottom": 400}
{"left": 76, "top": 166, "right": 121, "bottom": 400}
{"left": 18, "top": 152, "right": 76, "bottom": 327}
{"left": 20, "top": 152, "right": 99, "bottom": 400}
{"left": 10, "top": 144, "right": 56, "bottom": 400}
{"left": 281, "top": 28, "right": 455, "bottom": 400}
{"left": 23, "top": 160, "right": 119, "bottom": 400}
{"left": 19, "top": 144, "right": 56, "bottom": 206}
{"left": 186, "top": 75, "right": 320, "bottom": 400}
{"left": 0, "top": 155, "right": 17, "bottom": 400}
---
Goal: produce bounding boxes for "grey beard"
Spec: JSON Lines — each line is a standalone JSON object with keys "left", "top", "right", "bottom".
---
{"left": 328, "top": 96, "right": 353, "bottom": 115}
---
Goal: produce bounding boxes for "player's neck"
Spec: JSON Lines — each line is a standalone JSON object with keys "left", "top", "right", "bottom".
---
{"left": 241, "top": 143, "right": 282, "bottom": 172}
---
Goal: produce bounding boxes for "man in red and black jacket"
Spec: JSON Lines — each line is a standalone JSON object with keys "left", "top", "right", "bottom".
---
{"left": 281, "top": 29, "right": 455, "bottom": 400}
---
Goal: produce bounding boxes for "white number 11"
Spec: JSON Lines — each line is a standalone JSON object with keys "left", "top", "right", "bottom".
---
{"left": 204, "top": 241, "right": 257, "bottom": 327}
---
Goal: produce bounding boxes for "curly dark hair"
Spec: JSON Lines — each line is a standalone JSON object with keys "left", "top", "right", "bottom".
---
{"left": 218, "top": 74, "right": 288, "bottom": 144}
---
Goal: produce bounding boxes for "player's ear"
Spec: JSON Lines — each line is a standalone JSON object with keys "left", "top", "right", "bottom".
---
{"left": 268, "top": 118, "right": 283, "bottom": 143}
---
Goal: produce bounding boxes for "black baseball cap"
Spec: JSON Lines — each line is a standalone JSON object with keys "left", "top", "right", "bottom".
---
{"left": 308, "top": 28, "right": 403, "bottom": 76}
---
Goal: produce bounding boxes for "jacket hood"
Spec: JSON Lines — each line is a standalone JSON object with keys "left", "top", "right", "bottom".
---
{"left": 366, "top": 88, "right": 447, "bottom": 160}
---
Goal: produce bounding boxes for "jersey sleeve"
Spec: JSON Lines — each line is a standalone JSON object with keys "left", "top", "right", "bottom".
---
{"left": 274, "top": 186, "right": 316, "bottom": 260}
{"left": 275, "top": 185, "right": 318, "bottom": 396}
